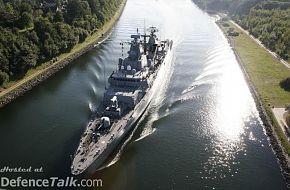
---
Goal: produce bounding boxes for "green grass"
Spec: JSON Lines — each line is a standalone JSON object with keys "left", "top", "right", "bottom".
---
{"left": 226, "top": 23, "right": 290, "bottom": 107}
{"left": 218, "top": 21, "right": 290, "bottom": 155}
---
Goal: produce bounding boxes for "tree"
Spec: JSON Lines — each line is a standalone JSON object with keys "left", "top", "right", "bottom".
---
{"left": 19, "top": 2, "right": 32, "bottom": 15}
{"left": 0, "top": 50, "right": 9, "bottom": 73}
{"left": 34, "top": 17, "right": 55, "bottom": 41}
{"left": 34, "top": 9, "right": 43, "bottom": 18}
{"left": 66, "top": 0, "right": 92, "bottom": 23}
{"left": 18, "top": 12, "right": 33, "bottom": 29}
{"left": 54, "top": 11, "right": 64, "bottom": 22}
{"left": 55, "top": 22, "right": 79, "bottom": 51}
{"left": 0, "top": 71, "right": 9, "bottom": 86}
{"left": 280, "top": 77, "right": 290, "bottom": 92}
{"left": 87, "top": 0, "right": 100, "bottom": 14}
{"left": 10, "top": 36, "right": 39, "bottom": 75}
{"left": 43, "top": 33, "right": 59, "bottom": 58}
{"left": 0, "top": 3, "right": 17, "bottom": 26}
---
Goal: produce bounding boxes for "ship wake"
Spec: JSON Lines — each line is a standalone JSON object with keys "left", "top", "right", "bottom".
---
{"left": 134, "top": 53, "right": 176, "bottom": 142}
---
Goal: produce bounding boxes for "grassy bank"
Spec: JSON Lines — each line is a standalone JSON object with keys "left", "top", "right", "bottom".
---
{"left": 218, "top": 20, "right": 290, "bottom": 155}
{"left": 0, "top": 0, "right": 127, "bottom": 101}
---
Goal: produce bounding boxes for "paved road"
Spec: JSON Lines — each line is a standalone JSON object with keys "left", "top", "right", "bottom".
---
{"left": 272, "top": 108, "right": 289, "bottom": 141}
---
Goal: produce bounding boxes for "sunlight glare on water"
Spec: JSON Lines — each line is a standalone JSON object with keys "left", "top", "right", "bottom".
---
{"left": 214, "top": 53, "right": 250, "bottom": 140}
{"left": 198, "top": 27, "right": 262, "bottom": 181}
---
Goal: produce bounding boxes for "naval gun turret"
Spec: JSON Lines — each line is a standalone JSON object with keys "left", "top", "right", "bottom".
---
{"left": 104, "top": 96, "right": 121, "bottom": 118}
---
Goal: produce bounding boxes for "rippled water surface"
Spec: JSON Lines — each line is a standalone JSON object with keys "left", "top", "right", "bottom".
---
{"left": 0, "top": 0, "right": 287, "bottom": 189}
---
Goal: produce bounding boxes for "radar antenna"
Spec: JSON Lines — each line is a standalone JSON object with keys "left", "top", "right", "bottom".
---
{"left": 147, "top": 26, "right": 159, "bottom": 34}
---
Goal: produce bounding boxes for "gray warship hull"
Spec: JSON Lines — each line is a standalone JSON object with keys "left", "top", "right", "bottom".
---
{"left": 71, "top": 27, "right": 173, "bottom": 175}
{"left": 85, "top": 47, "right": 173, "bottom": 174}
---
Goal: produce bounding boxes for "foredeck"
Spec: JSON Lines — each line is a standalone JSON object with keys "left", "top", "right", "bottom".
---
{"left": 71, "top": 112, "right": 132, "bottom": 174}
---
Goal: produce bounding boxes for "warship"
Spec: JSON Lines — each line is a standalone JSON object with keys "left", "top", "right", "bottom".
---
{"left": 71, "top": 27, "right": 173, "bottom": 175}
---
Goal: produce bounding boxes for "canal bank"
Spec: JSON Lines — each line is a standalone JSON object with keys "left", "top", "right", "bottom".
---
{"left": 0, "top": 0, "right": 287, "bottom": 189}
{"left": 0, "top": 0, "right": 127, "bottom": 108}
{"left": 216, "top": 19, "right": 290, "bottom": 185}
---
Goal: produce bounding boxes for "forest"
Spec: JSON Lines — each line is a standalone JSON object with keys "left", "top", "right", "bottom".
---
{"left": 192, "top": 0, "right": 290, "bottom": 61}
{"left": 0, "top": 0, "right": 122, "bottom": 86}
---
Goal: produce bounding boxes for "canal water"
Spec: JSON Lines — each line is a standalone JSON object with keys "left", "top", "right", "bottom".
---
{"left": 0, "top": 0, "right": 287, "bottom": 189}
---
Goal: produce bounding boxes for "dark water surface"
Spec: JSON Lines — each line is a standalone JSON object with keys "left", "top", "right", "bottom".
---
{"left": 0, "top": 0, "right": 287, "bottom": 189}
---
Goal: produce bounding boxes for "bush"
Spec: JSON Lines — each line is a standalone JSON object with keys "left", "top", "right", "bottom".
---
{"left": 228, "top": 31, "right": 239, "bottom": 36}
{"left": 280, "top": 77, "right": 290, "bottom": 92}
{"left": 0, "top": 71, "right": 9, "bottom": 86}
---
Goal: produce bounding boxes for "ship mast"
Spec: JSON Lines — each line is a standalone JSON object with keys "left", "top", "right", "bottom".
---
{"left": 143, "top": 34, "right": 147, "bottom": 55}
{"left": 143, "top": 20, "right": 147, "bottom": 55}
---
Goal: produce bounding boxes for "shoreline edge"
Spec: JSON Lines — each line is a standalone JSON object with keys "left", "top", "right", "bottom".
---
{"left": 0, "top": 0, "right": 127, "bottom": 108}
